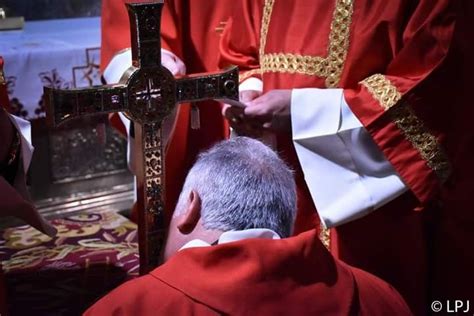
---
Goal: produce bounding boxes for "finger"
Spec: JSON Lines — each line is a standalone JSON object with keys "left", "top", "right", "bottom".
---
{"left": 228, "top": 115, "right": 263, "bottom": 136}
{"left": 244, "top": 103, "right": 271, "bottom": 119}
{"left": 227, "top": 106, "right": 246, "bottom": 122}
{"left": 229, "top": 116, "right": 243, "bottom": 126}
{"left": 240, "top": 90, "right": 261, "bottom": 103}
{"left": 225, "top": 109, "right": 246, "bottom": 129}
{"left": 225, "top": 104, "right": 244, "bottom": 115}
{"left": 221, "top": 103, "right": 231, "bottom": 117}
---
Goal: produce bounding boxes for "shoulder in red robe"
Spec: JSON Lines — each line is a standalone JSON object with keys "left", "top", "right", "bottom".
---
{"left": 85, "top": 229, "right": 411, "bottom": 315}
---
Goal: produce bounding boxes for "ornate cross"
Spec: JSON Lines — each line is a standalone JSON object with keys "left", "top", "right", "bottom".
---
{"left": 43, "top": 1, "right": 238, "bottom": 274}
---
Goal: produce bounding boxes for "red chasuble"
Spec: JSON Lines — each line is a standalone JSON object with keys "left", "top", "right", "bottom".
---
{"left": 0, "top": 57, "right": 10, "bottom": 113}
{"left": 219, "top": 0, "right": 473, "bottom": 314}
{"left": 84, "top": 229, "right": 411, "bottom": 315}
{"left": 100, "top": 0, "right": 232, "bottom": 217}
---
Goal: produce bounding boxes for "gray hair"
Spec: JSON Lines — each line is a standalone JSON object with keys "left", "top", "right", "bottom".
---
{"left": 175, "top": 137, "right": 296, "bottom": 238}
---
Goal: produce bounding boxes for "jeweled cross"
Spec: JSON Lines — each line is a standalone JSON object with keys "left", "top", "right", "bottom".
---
{"left": 43, "top": 1, "right": 238, "bottom": 274}
{"left": 138, "top": 78, "right": 162, "bottom": 112}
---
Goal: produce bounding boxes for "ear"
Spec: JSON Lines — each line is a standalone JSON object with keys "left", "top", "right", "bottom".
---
{"left": 177, "top": 190, "right": 202, "bottom": 234}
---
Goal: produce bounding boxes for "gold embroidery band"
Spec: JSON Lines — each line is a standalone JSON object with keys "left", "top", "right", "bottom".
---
{"left": 319, "top": 224, "right": 331, "bottom": 250}
{"left": 361, "top": 74, "right": 450, "bottom": 181}
{"left": 324, "top": 0, "right": 354, "bottom": 87}
{"left": 361, "top": 74, "right": 402, "bottom": 110}
{"left": 261, "top": 53, "right": 327, "bottom": 77}
{"left": 389, "top": 105, "right": 451, "bottom": 181}
{"left": 260, "top": 0, "right": 275, "bottom": 59}
{"left": 258, "top": 0, "right": 354, "bottom": 88}
{"left": 239, "top": 69, "right": 262, "bottom": 82}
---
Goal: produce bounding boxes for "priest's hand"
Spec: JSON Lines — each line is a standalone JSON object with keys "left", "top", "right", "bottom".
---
{"left": 222, "top": 90, "right": 263, "bottom": 137}
{"left": 244, "top": 90, "right": 292, "bottom": 133}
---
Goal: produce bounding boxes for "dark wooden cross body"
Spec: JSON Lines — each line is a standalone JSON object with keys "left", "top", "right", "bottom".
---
{"left": 43, "top": 1, "right": 238, "bottom": 274}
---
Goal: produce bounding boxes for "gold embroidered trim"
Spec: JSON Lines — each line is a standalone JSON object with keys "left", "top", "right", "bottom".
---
{"left": 260, "top": 0, "right": 275, "bottom": 59}
{"left": 324, "top": 0, "right": 354, "bottom": 87}
{"left": 239, "top": 68, "right": 262, "bottom": 82}
{"left": 261, "top": 53, "right": 327, "bottom": 77}
{"left": 319, "top": 224, "right": 331, "bottom": 250}
{"left": 389, "top": 104, "right": 451, "bottom": 181}
{"left": 361, "top": 74, "right": 450, "bottom": 181}
{"left": 258, "top": 0, "right": 354, "bottom": 88}
{"left": 361, "top": 74, "right": 402, "bottom": 110}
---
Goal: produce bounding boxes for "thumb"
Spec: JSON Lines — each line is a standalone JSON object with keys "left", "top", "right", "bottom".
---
{"left": 240, "top": 90, "right": 261, "bottom": 103}
{"left": 221, "top": 103, "right": 231, "bottom": 117}
{"left": 244, "top": 102, "right": 268, "bottom": 118}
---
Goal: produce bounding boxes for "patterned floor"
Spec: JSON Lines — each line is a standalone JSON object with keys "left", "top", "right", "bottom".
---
{"left": 0, "top": 210, "right": 139, "bottom": 315}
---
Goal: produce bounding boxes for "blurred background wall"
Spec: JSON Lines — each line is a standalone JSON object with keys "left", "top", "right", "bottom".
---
{"left": 0, "top": 0, "right": 101, "bottom": 20}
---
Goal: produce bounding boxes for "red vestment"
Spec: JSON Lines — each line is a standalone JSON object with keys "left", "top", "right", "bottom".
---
{"left": 100, "top": 0, "right": 232, "bottom": 216}
{"left": 101, "top": 1, "right": 318, "bottom": 234}
{"left": 220, "top": 0, "right": 473, "bottom": 314}
{"left": 0, "top": 57, "right": 10, "bottom": 113}
{"left": 84, "top": 229, "right": 411, "bottom": 315}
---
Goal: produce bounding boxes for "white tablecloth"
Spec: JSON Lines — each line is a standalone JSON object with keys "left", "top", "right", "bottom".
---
{"left": 1, "top": 17, "right": 101, "bottom": 120}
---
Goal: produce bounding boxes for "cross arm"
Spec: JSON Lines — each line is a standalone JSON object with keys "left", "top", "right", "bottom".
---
{"left": 175, "top": 66, "right": 239, "bottom": 104}
{"left": 44, "top": 84, "right": 128, "bottom": 127}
